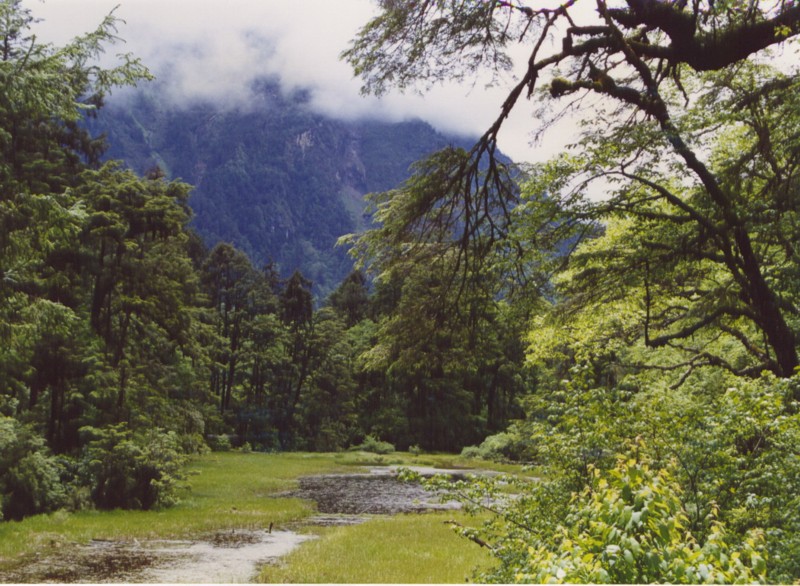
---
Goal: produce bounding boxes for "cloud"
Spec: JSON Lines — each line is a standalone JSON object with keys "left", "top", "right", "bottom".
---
{"left": 24, "top": 0, "right": 558, "bottom": 163}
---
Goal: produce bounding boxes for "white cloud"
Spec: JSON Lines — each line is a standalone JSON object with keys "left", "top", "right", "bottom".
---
{"left": 23, "top": 0, "right": 569, "bottom": 163}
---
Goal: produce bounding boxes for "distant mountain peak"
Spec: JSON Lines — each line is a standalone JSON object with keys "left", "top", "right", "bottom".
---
{"left": 90, "top": 77, "right": 482, "bottom": 297}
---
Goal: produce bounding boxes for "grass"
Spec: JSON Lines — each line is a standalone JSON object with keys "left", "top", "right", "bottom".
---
{"left": 0, "top": 450, "right": 508, "bottom": 581}
{"left": 259, "top": 512, "right": 495, "bottom": 584}
{"left": 0, "top": 452, "right": 347, "bottom": 566}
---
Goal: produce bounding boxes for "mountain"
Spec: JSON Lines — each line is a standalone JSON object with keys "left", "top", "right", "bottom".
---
{"left": 90, "top": 79, "right": 479, "bottom": 297}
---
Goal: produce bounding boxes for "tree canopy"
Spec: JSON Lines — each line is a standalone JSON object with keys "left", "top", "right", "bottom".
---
{"left": 345, "top": 0, "right": 800, "bottom": 381}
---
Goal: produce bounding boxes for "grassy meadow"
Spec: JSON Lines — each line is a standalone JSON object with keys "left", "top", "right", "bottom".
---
{"left": 0, "top": 450, "right": 502, "bottom": 583}
{"left": 259, "top": 512, "right": 494, "bottom": 583}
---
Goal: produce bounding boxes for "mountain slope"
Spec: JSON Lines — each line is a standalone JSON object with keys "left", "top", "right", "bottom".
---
{"left": 91, "top": 80, "right": 477, "bottom": 296}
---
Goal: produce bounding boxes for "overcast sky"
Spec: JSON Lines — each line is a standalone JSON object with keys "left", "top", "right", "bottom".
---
{"left": 23, "top": 0, "right": 563, "bottom": 164}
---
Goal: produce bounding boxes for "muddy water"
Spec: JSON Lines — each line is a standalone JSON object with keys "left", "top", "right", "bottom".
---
{"left": 2, "top": 530, "right": 313, "bottom": 584}
{"left": 137, "top": 530, "right": 312, "bottom": 583}
{"left": 1, "top": 465, "right": 469, "bottom": 583}
{"left": 285, "top": 469, "right": 461, "bottom": 515}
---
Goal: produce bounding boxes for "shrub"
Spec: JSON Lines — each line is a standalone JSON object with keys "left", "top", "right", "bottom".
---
{"left": 80, "top": 424, "right": 187, "bottom": 510}
{"left": 178, "top": 432, "right": 210, "bottom": 455}
{"left": 460, "top": 431, "right": 527, "bottom": 462}
{"left": 511, "top": 450, "right": 767, "bottom": 584}
{"left": 0, "top": 417, "right": 67, "bottom": 520}
{"left": 207, "top": 434, "right": 232, "bottom": 452}
{"left": 351, "top": 435, "right": 395, "bottom": 455}
{"left": 459, "top": 445, "right": 483, "bottom": 459}
{"left": 450, "top": 443, "right": 768, "bottom": 584}
{"left": 3, "top": 450, "right": 67, "bottom": 521}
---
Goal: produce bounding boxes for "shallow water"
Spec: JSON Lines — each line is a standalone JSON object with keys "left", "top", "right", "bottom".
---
{"left": 287, "top": 472, "right": 460, "bottom": 515}
{"left": 135, "top": 530, "right": 313, "bottom": 583}
{"left": 2, "top": 530, "right": 313, "bottom": 584}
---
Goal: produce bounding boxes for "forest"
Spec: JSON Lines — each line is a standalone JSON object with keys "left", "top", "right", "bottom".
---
{"left": 2, "top": 0, "right": 800, "bottom": 583}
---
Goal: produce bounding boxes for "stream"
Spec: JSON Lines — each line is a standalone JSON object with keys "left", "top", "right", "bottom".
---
{"left": 1, "top": 465, "right": 471, "bottom": 583}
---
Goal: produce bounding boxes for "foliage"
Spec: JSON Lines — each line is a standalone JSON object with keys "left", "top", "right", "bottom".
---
{"left": 0, "top": 417, "right": 67, "bottom": 521}
{"left": 519, "top": 63, "right": 800, "bottom": 382}
{"left": 79, "top": 425, "right": 187, "bottom": 511}
{"left": 435, "top": 372, "right": 800, "bottom": 583}
{"left": 510, "top": 450, "right": 767, "bottom": 584}
{"left": 460, "top": 430, "right": 527, "bottom": 462}
{"left": 350, "top": 434, "right": 396, "bottom": 455}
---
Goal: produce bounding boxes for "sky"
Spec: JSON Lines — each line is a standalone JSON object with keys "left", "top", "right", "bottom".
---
{"left": 22, "top": 0, "right": 562, "bottom": 164}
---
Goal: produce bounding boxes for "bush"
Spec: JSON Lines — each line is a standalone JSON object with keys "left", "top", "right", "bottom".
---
{"left": 80, "top": 424, "right": 187, "bottom": 510}
{"left": 450, "top": 442, "right": 768, "bottom": 584}
{"left": 3, "top": 451, "right": 67, "bottom": 521}
{"left": 459, "top": 445, "right": 483, "bottom": 459}
{"left": 207, "top": 434, "right": 232, "bottom": 452}
{"left": 351, "top": 435, "right": 395, "bottom": 455}
{"left": 460, "top": 431, "right": 525, "bottom": 461}
{"left": 511, "top": 449, "right": 767, "bottom": 584}
{"left": 0, "top": 417, "right": 67, "bottom": 520}
{"left": 178, "top": 432, "right": 210, "bottom": 455}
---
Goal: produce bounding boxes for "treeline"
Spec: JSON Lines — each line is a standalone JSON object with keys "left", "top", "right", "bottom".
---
{"left": 0, "top": 2, "right": 524, "bottom": 521}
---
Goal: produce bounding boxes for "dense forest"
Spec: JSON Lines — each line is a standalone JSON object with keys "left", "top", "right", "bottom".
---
{"left": 0, "top": 0, "right": 522, "bottom": 521}
{"left": 2, "top": 0, "right": 800, "bottom": 584}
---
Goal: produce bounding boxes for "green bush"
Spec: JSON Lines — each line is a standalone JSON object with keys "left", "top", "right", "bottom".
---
{"left": 351, "top": 434, "right": 395, "bottom": 455}
{"left": 511, "top": 450, "right": 766, "bottom": 584}
{"left": 178, "top": 432, "right": 210, "bottom": 455}
{"left": 80, "top": 424, "right": 187, "bottom": 510}
{"left": 0, "top": 417, "right": 68, "bottom": 520}
{"left": 459, "top": 445, "right": 483, "bottom": 459}
{"left": 500, "top": 373, "right": 800, "bottom": 582}
{"left": 207, "top": 434, "right": 232, "bottom": 452}
{"left": 445, "top": 443, "right": 767, "bottom": 584}
{"left": 460, "top": 431, "right": 525, "bottom": 461}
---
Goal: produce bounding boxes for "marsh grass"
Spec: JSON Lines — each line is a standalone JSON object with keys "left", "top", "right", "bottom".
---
{"left": 0, "top": 452, "right": 346, "bottom": 566}
{"left": 0, "top": 450, "right": 508, "bottom": 578}
{"left": 259, "top": 512, "right": 495, "bottom": 584}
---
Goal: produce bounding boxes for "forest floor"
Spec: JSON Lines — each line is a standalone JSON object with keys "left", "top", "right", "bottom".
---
{"left": 0, "top": 452, "right": 509, "bottom": 583}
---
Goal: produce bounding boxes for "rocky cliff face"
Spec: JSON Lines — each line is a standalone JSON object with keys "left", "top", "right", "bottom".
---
{"left": 92, "top": 79, "right": 475, "bottom": 296}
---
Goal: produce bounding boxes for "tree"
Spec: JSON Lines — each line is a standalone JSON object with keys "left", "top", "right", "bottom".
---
{"left": 268, "top": 270, "right": 316, "bottom": 448}
{"left": 344, "top": 0, "right": 800, "bottom": 382}
{"left": 345, "top": 2, "right": 800, "bottom": 582}
{"left": 344, "top": 180, "right": 528, "bottom": 449}
{"left": 327, "top": 269, "right": 370, "bottom": 328}
{"left": 200, "top": 243, "right": 284, "bottom": 445}
{"left": 76, "top": 163, "right": 205, "bottom": 429}
{"left": 0, "top": 1, "right": 153, "bottom": 452}
{"left": 0, "top": 0, "right": 150, "bottom": 194}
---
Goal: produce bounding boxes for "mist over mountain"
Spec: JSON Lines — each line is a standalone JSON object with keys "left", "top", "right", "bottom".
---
{"left": 90, "top": 78, "right": 480, "bottom": 296}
